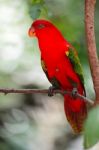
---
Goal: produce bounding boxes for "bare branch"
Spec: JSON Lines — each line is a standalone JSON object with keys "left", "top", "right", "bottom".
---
{"left": 85, "top": 0, "right": 99, "bottom": 104}
{"left": 0, "top": 88, "right": 94, "bottom": 105}
{"left": 77, "top": 93, "right": 94, "bottom": 105}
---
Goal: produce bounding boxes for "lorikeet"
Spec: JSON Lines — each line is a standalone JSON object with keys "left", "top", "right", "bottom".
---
{"left": 28, "top": 19, "right": 87, "bottom": 133}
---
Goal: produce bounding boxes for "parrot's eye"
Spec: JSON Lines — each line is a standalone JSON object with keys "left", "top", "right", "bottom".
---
{"left": 37, "top": 24, "right": 45, "bottom": 29}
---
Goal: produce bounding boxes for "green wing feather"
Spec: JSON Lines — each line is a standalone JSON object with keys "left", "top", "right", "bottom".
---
{"left": 65, "top": 46, "right": 84, "bottom": 85}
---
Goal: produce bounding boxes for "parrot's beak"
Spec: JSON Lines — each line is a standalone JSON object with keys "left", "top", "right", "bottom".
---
{"left": 28, "top": 27, "right": 36, "bottom": 37}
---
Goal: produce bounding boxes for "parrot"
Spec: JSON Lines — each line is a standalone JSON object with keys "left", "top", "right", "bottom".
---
{"left": 28, "top": 19, "right": 87, "bottom": 133}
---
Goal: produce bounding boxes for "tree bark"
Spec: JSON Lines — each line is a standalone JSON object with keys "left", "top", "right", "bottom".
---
{"left": 85, "top": 0, "right": 99, "bottom": 104}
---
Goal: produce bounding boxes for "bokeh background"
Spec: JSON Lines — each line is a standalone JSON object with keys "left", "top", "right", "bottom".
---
{"left": 0, "top": 0, "right": 99, "bottom": 149}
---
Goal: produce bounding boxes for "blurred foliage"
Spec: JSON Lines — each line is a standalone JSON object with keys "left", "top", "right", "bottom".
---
{"left": 84, "top": 106, "right": 99, "bottom": 149}
{"left": 0, "top": 0, "right": 99, "bottom": 149}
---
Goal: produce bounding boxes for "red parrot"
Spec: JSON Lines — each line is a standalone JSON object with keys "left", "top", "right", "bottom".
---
{"left": 28, "top": 19, "right": 87, "bottom": 133}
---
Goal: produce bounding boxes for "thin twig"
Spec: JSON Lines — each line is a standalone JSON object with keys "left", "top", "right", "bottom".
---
{"left": 0, "top": 88, "right": 94, "bottom": 105}
{"left": 77, "top": 93, "right": 94, "bottom": 105}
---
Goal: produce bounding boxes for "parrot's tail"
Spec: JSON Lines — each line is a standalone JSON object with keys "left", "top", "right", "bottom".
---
{"left": 64, "top": 95, "right": 87, "bottom": 133}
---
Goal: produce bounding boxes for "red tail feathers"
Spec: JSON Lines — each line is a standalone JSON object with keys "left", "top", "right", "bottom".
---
{"left": 64, "top": 94, "right": 87, "bottom": 133}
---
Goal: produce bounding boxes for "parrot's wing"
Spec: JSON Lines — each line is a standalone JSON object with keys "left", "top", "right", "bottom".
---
{"left": 41, "top": 59, "right": 49, "bottom": 79}
{"left": 41, "top": 60, "right": 47, "bottom": 72}
{"left": 41, "top": 59, "right": 61, "bottom": 88}
{"left": 65, "top": 45, "right": 84, "bottom": 85}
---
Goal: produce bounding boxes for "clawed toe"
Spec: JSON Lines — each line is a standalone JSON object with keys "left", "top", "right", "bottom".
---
{"left": 72, "top": 88, "right": 78, "bottom": 98}
{"left": 48, "top": 86, "right": 55, "bottom": 97}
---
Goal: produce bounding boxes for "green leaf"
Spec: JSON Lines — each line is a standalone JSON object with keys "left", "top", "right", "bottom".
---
{"left": 84, "top": 106, "right": 99, "bottom": 149}
{"left": 29, "top": 4, "right": 42, "bottom": 19}
{"left": 28, "top": 0, "right": 45, "bottom": 19}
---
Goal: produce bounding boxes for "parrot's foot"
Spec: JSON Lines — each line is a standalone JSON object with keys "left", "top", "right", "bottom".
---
{"left": 72, "top": 88, "right": 78, "bottom": 98}
{"left": 48, "top": 86, "right": 56, "bottom": 97}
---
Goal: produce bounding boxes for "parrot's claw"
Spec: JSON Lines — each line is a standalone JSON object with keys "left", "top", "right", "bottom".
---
{"left": 48, "top": 86, "right": 55, "bottom": 97}
{"left": 72, "top": 88, "right": 78, "bottom": 98}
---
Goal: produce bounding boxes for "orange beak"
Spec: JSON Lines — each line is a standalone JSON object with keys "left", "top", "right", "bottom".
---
{"left": 28, "top": 27, "right": 36, "bottom": 37}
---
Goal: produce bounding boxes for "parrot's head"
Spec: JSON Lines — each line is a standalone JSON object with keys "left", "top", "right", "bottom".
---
{"left": 28, "top": 19, "right": 61, "bottom": 39}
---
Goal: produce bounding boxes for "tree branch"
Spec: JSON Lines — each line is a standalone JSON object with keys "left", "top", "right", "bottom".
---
{"left": 0, "top": 88, "right": 94, "bottom": 105}
{"left": 85, "top": 0, "right": 99, "bottom": 104}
